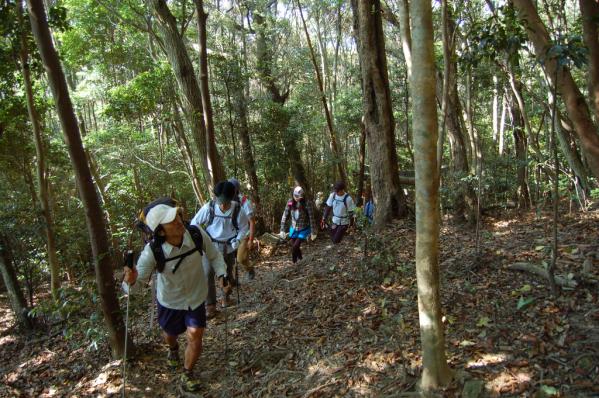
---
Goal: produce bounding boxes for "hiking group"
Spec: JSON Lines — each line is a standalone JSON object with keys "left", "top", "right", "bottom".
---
{"left": 122, "top": 179, "right": 363, "bottom": 393}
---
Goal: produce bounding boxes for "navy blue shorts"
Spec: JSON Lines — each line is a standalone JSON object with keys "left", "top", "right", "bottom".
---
{"left": 157, "top": 301, "right": 207, "bottom": 336}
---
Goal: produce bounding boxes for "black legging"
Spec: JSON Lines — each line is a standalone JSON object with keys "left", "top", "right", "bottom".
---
{"left": 290, "top": 238, "right": 303, "bottom": 263}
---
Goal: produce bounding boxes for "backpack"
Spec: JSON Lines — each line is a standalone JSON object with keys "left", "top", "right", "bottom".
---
{"left": 136, "top": 197, "right": 204, "bottom": 274}
{"left": 332, "top": 193, "right": 349, "bottom": 219}
{"left": 206, "top": 200, "right": 241, "bottom": 231}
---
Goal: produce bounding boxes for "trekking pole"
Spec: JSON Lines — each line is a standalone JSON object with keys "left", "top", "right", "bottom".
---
{"left": 122, "top": 250, "right": 134, "bottom": 398}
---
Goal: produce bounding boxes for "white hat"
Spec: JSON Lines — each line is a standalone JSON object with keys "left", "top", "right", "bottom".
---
{"left": 145, "top": 204, "right": 178, "bottom": 232}
{"left": 293, "top": 186, "right": 304, "bottom": 199}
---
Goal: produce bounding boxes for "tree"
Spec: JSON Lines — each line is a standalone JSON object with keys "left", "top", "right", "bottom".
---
{"left": 297, "top": 0, "right": 347, "bottom": 185}
{"left": 513, "top": 0, "right": 599, "bottom": 179}
{"left": 580, "top": 0, "right": 599, "bottom": 120}
{"left": 0, "top": 234, "right": 32, "bottom": 331}
{"left": 352, "top": 0, "right": 407, "bottom": 227}
{"left": 410, "top": 0, "right": 452, "bottom": 390}
{"left": 152, "top": 0, "right": 224, "bottom": 187}
{"left": 193, "top": 0, "right": 224, "bottom": 185}
{"left": 26, "top": 0, "right": 129, "bottom": 358}
{"left": 16, "top": 1, "right": 61, "bottom": 298}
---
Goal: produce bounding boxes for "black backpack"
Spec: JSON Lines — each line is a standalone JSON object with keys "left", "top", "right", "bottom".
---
{"left": 137, "top": 197, "right": 204, "bottom": 273}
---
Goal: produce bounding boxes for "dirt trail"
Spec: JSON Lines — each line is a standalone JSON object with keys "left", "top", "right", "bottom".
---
{"left": 1, "top": 210, "right": 598, "bottom": 397}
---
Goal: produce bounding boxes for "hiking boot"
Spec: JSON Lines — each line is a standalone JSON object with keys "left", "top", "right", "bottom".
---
{"left": 206, "top": 304, "right": 218, "bottom": 319}
{"left": 180, "top": 370, "right": 201, "bottom": 393}
{"left": 166, "top": 345, "right": 179, "bottom": 368}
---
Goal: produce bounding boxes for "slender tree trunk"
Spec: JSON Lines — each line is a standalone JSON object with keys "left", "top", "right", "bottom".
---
{"left": 554, "top": 112, "right": 590, "bottom": 192}
{"left": 152, "top": 0, "right": 214, "bottom": 187}
{"left": 297, "top": 0, "right": 347, "bottom": 185}
{"left": 0, "top": 234, "right": 33, "bottom": 331}
{"left": 27, "top": 0, "right": 128, "bottom": 358}
{"left": 396, "top": 0, "right": 412, "bottom": 79}
{"left": 410, "top": 0, "right": 452, "bottom": 390}
{"left": 170, "top": 99, "right": 205, "bottom": 203}
{"left": 193, "top": 0, "right": 225, "bottom": 184}
{"left": 499, "top": 93, "right": 507, "bottom": 154}
{"left": 17, "top": 2, "right": 60, "bottom": 298}
{"left": 352, "top": 0, "right": 407, "bottom": 227}
{"left": 356, "top": 120, "right": 367, "bottom": 206}
{"left": 580, "top": 0, "right": 599, "bottom": 119}
{"left": 513, "top": 0, "right": 599, "bottom": 178}
{"left": 508, "top": 93, "right": 532, "bottom": 208}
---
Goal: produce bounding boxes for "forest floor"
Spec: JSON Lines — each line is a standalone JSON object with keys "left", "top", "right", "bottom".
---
{"left": 1, "top": 208, "right": 598, "bottom": 397}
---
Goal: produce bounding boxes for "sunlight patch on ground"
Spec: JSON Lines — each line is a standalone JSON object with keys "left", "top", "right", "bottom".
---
{"left": 466, "top": 353, "right": 509, "bottom": 368}
{"left": 486, "top": 370, "right": 532, "bottom": 393}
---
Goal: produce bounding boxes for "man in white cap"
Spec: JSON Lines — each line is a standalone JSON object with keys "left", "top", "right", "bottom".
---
{"left": 123, "top": 199, "right": 227, "bottom": 393}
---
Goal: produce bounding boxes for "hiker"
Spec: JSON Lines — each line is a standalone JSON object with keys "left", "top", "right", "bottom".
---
{"left": 122, "top": 199, "right": 227, "bottom": 393}
{"left": 279, "top": 186, "right": 317, "bottom": 263}
{"left": 321, "top": 181, "right": 356, "bottom": 243}
{"left": 363, "top": 188, "right": 375, "bottom": 224}
{"left": 229, "top": 178, "right": 256, "bottom": 280}
{"left": 191, "top": 181, "right": 249, "bottom": 318}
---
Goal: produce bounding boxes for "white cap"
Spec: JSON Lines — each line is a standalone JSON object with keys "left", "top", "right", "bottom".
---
{"left": 145, "top": 204, "right": 178, "bottom": 232}
{"left": 293, "top": 186, "right": 304, "bottom": 199}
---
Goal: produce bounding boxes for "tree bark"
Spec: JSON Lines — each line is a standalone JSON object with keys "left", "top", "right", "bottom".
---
{"left": 356, "top": 120, "right": 367, "bottom": 206}
{"left": 297, "top": 0, "right": 347, "bottom": 185}
{"left": 0, "top": 234, "right": 33, "bottom": 331}
{"left": 513, "top": 0, "right": 599, "bottom": 178}
{"left": 580, "top": 0, "right": 599, "bottom": 119}
{"left": 352, "top": 0, "right": 407, "bottom": 227}
{"left": 254, "top": 10, "right": 310, "bottom": 195}
{"left": 193, "top": 0, "right": 225, "bottom": 184}
{"left": 507, "top": 93, "right": 532, "bottom": 208}
{"left": 152, "top": 0, "right": 218, "bottom": 188}
{"left": 410, "top": 0, "right": 452, "bottom": 390}
{"left": 27, "top": 0, "right": 128, "bottom": 358}
{"left": 17, "top": 2, "right": 61, "bottom": 298}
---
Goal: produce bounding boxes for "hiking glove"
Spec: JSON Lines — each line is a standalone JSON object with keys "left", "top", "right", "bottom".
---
{"left": 231, "top": 239, "right": 240, "bottom": 250}
{"left": 278, "top": 231, "right": 287, "bottom": 239}
{"left": 310, "top": 233, "right": 317, "bottom": 241}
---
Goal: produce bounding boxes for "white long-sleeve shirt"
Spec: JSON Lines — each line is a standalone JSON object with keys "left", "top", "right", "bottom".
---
{"left": 191, "top": 201, "right": 249, "bottom": 253}
{"left": 123, "top": 228, "right": 226, "bottom": 310}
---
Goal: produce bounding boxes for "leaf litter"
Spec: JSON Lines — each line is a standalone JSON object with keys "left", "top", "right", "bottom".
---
{"left": 0, "top": 208, "right": 597, "bottom": 397}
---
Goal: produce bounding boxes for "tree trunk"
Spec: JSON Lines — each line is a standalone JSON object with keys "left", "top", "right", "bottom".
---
{"left": 435, "top": 7, "right": 476, "bottom": 222}
{"left": 356, "top": 120, "right": 367, "bottom": 207}
{"left": 513, "top": 0, "right": 599, "bottom": 178}
{"left": 580, "top": 0, "right": 599, "bottom": 119}
{"left": 254, "top": 10, "right": 310, "bottom": 195}
{"left": 508, "top": 94, "right": 532, "bottom": 208}
{"left": 297, "top": 0, "right": 347, "bottom": 185}
{"left": 152, "top": 0, "right": 214, "bottom": 188}
{"left": 27, "top": 0, "right": 129, "bottom": 358}
{"left": 396, "top": 0, "right": 412, "bottom": 79}
{"left": 17, "top": 2, "right": 61, "bottom": 298}
{"left": 352, "top": 0, "right": 407, "bottom": 227}
{"left": 170, "top": 99, "right": 205, "bottom": 203}
{"left": 410, "top": 0, "right": 452, "bottom": 390}
{"left": 193, "top": 0, "right": 225, "bottom": 184}
{"left": 0, "top": 234, "right": 33, "bottom": 331}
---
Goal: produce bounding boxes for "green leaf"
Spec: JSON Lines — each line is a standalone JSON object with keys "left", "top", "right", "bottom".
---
{"left": 538, "top": 385, "right": 558, "bottom": 397}
{"left": 517, "top": 296, "right": 535, "bottom": 310}
{"left": 520, "top": 284, "right": 532, "bottom": 293}
{"left": 476, "top": 316, "right": 491, "bottom": 327}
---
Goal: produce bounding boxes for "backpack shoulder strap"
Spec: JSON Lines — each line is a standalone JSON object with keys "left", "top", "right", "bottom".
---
{"left": 150, "top": 238, "right": 166, "bottom": 273}
{"left": 343, "top": 194, "right": 349, "bottom": 209}
{"left": 186, "top": 225, "right": 204, "bottom": 256}
{"left": 232, "top": 201, "right": 240, "bottom": 231}
{"left": 207, "top": 200, "right": 215, "bottom": 226}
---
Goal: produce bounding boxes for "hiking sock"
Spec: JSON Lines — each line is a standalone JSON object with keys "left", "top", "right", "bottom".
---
{"left": 167, "top": 344, "right": 180, "bottom": 368}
